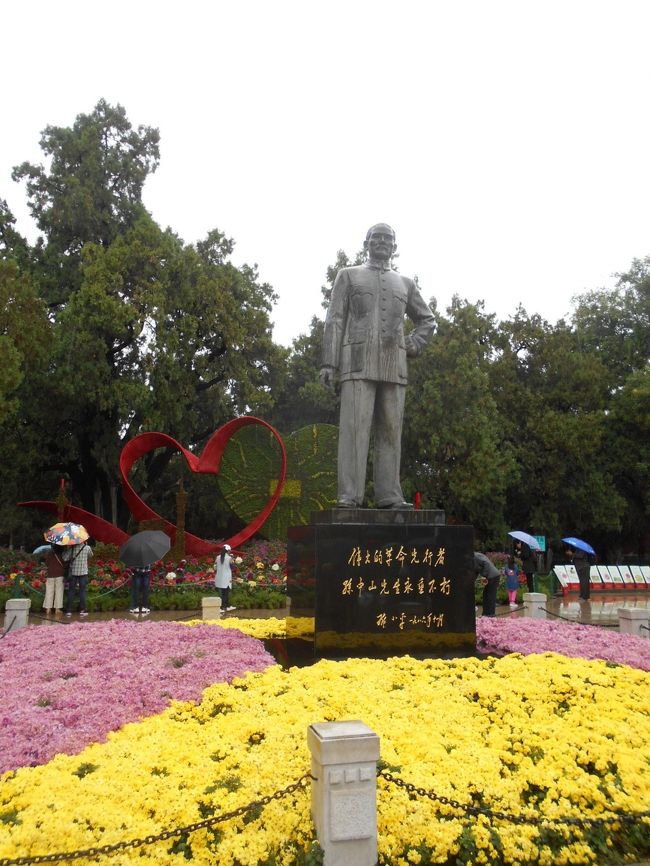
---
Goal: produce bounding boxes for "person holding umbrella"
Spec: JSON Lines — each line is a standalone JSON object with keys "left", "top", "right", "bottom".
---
{"left": 43, "top": 523, "right": 92, "bottom": 617}
{"left": 63, "top": 541, "right": 93, "bottom": 616}
{"left": 514, "top": 541, "right": 536, "bottom": 592}
{"left": 508, "top": 532, "right": 541, "bottom": 593}
{"left": 119, "top": 531, "right": 171, "bottom": 616}
{"left": 563, "top": 537, "right": 595, "bottom": 602}
{"left": 43, "top": 545, "right": 65, "bottom": 618}
{"left": 129, "top": 565, "right": 152, "bottom": 615}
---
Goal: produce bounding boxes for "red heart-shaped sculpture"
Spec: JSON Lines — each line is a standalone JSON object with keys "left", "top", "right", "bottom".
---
{"left": 118, "top": 417, "right": 287, "bottom": 555}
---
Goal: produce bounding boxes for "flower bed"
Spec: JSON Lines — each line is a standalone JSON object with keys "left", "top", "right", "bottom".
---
{"left": 0, "top": 539, "right": 288, "bottom": 610}
{"left": 0, "top": 620, "right": 274, "bottom": 774}
{"left": 477, "top": 615, "right": 650, "bottom": 671}
{"left": 1, "top": 616, "right": 649, "bottom": 865}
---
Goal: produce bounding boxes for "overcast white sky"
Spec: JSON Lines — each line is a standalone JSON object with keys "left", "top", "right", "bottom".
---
{"left": 3, "top": 0, "right": 650, "bottom": 346}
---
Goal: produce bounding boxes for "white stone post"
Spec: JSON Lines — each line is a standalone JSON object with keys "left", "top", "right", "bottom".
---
{"left": 307, "top": 720, "right": 380, "bottom": 866}
{"left": 618, "top": 607, "right": 650, "bottom": 637}
{"left": 4, "top": 598, "right": 31, "bottom": 632}
{"left": 201, "top": 596, "right": 222, "bottom": 620}
{"left": 522, "top": 592, "right": 547, "bottom": 619}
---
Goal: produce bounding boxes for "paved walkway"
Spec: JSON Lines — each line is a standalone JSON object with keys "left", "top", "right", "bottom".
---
{"left": 495, "top": 591, "right": 650, "bottom": 629}
{"left": 21, "top": 590, "right": 650, "bottom": 629}
{"left": 24, "top": 605, "right": 289, "bottom": 626}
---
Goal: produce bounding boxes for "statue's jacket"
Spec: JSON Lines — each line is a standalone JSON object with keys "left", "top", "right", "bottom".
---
{"left": 322, "top": 262, "right": 435, "bottom": 384}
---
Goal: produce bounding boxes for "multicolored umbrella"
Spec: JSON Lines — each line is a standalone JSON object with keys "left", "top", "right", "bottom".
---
{"left": 562, "top": 537, "right": 596, "bottom": 557}
{"left": 44, "top": 522, "right": 89, "bottom": 546}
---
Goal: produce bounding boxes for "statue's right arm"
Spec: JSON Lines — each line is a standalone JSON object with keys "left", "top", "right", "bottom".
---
{"left": 321, "top": 269, "right": 349, "bottom": 374}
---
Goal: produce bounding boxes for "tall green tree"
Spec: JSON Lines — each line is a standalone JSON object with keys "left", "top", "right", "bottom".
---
{"left": 603, "top": 365, "right": 650, "bottom": 554}
{"left": 572, "top": 256, "right": 650, "bottom": 384}
{"left": 0, "top": 243, "right": 52, "bottom": 544}
{"left": 569, "top": 259, "right": 650, "bottom": 554}
{"left": 403, "top": 298, "right": 517, "bottom": 544}
{"left": 268, "top": 317, "right": 337, "bottom": 433}
{"left": 6, "top": 101, "right": 283, "bottom": 537}
{"left": 12, "top": 98, "right": 160, "bottom": 307}
{"left": 491, "top": 311, "right": 624, "bottom": 546}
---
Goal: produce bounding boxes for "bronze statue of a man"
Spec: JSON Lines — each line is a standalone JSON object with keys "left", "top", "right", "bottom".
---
{"left": 319, "top": 223, "right": 435, "bottom": 509}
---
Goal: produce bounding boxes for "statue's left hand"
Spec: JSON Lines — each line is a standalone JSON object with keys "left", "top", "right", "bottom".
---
{"left": 319, "top": 366, "right": 335, "bottom": 388}
{"left": 405, "top": 336, "right": 418, "bottom": 358}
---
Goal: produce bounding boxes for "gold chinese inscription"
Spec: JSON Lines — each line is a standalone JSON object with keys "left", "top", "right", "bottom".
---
{"left": 341, "top": 545, "right": 453, "bottom": 632}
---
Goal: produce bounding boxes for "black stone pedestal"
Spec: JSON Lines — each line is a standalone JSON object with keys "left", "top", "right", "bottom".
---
{"left": 287, "top": 509, "right": 475, "bottom": 662}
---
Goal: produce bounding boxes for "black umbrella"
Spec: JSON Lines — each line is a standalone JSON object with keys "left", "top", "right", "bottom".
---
{"left": 119, "top": 530, "right": 171, "bottom": 568}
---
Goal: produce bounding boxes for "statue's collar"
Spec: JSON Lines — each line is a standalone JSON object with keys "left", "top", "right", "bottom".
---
{"left": 364, "top": 260, "right": 393, "bottom": 273}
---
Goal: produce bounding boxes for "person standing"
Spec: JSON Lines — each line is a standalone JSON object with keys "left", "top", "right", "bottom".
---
{"left": 319, "top": 223, "right": 436, "bottom": 509}
{"left": 43, "top": 545, "right": 65, "bottom": 617}
{"left": 474, "top": 552, "right": 500, "bottom": 617}
{"left": 214, "top": 544, "right": 236, "bottom": 612}
{"left": 129, "top": 566, "right": 151, "bottom": 615}
{"left": 567, "top": 544, "right": 591, "bottom": 601}
{"left": 514, "top": 540, "right": 536, "bottom": 592}
{"left": 63, "top": 540, "right": 93, "bottom": 617}
{"left": 504, "top": 555, "right": 520, "bottom": 608}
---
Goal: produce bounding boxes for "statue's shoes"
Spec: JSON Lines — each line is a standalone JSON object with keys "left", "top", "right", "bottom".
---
{"left": 379, "top": 501, "right": 414, "bottom": 510}
{"left": 336, "top": 500, "right": 357, "bottom": 508}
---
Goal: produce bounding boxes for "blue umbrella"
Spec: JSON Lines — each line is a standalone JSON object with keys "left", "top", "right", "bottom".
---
{"left": 32, "top": 544, "right": 52, "bottom": 556}
{"left": 508, "top": 530, "right": 541, "bottom": 551}
{"left": 562, "top": 537, "right": 596, "bottom": 557}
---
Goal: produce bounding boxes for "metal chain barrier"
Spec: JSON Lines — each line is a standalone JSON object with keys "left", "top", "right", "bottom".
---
{"left": 19, "top": 581, "right": 44, "bottom": 597}
{"left": 20, "top": 579, "right": 129, "bottom": 603}
{"left": 542, "top": 606, "right": 618, "bottom": 628}
{"left": 0, "top": 616, "right": 17, "bottom": 639}
{"left": 494, "top": 604, "right": 525, "bottom": 616}
{"left": 82, "top": 581, "right": 129, "bottom": 601}
{"left": 27, "top": 612, "right": 69, "bottom": 626}
{"left": 0, "top": 774, "right": 313, "bottom": 866}
{"left": 379, "top": 770, "right": 650, "bottom": 830}
{"left": 170, "top": 609, "right": 202, "bottom": 621}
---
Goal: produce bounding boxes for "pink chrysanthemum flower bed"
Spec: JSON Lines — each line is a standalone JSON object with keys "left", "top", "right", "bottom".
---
{"left": 0, "top": 620, "right": 274, "bottom": 774}
{"left": 476, "top": 615, "right": 650, "bottom": 671}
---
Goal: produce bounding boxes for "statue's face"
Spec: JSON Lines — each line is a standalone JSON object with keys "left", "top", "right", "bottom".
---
{"left": 366, "top": 226, "right": 395, "bottom": 262}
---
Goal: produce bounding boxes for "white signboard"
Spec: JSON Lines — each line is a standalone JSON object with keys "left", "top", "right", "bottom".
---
{"left": 630, "top": 565, "right": 648, "bottom": 585}
{"left": 618, "top": 565, "right": 635, "bottom": 584}
{"left": 598, "top": 565, "right": 624, "bottom": 584}
{"left": 553, "top": 565, "right": 571, "bottom": 588}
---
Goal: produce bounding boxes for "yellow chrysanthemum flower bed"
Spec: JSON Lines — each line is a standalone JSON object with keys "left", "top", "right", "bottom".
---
{"left": 193, "top": 615, "right": 294, "bottom": 639}
{"left": 1, "top": 644, "right": 649, "bottom": 866}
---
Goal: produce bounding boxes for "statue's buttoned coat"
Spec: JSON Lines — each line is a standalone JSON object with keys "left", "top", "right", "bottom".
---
{"left": 322, "top": 261, "right": 435, "bottom": 506}
{"left": 322, "top": 263, "right": 435, "bottom": 383}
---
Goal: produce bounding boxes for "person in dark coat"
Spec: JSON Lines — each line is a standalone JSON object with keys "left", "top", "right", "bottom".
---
{"left": 129, "top": 565, "right": 151, "bottom": 615}
{"left": 474, "top": 552, "right": 500, "bottom": 617}
{"left": 566, "top": 544, "right": 591, "bottom": 600}
{"left": 514, "top": 540, "right": 536, "bottom": 592}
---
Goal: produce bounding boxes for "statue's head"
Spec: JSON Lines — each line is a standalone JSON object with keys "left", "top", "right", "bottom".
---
{"left": 364, "top": 223, "right": 396, "bottom": 262}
